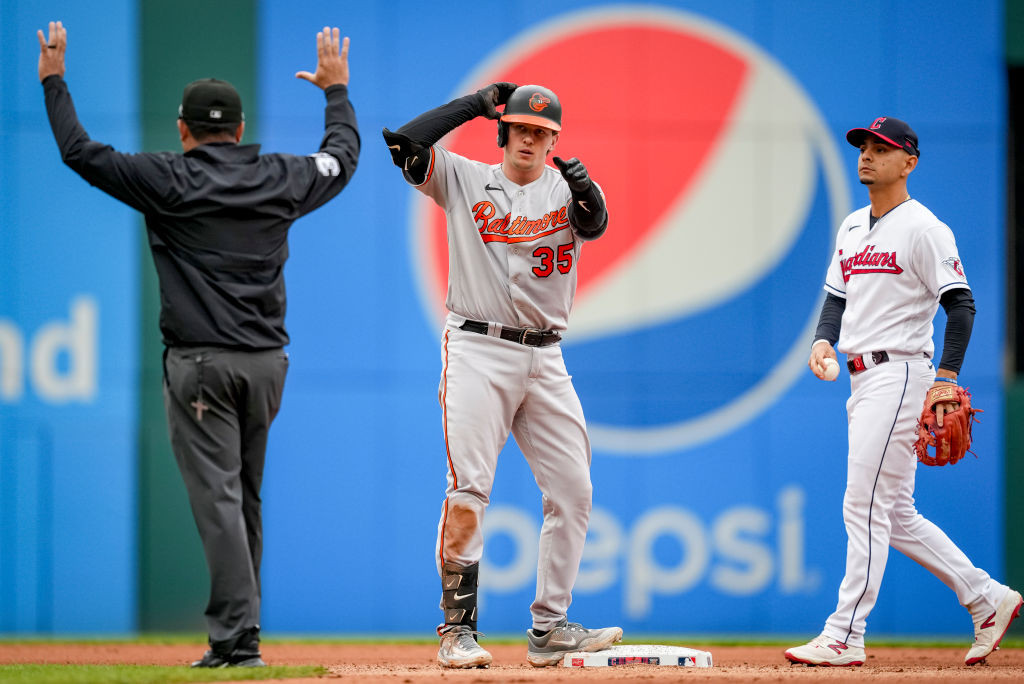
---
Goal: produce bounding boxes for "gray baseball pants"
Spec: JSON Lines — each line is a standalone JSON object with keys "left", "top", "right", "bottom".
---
{"left": 163, "top": 346, "right": 288, "bottom": 651}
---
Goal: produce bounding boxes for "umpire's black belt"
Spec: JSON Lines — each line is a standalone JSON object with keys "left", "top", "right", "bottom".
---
{"left": 460, "top": 319, "right": 562, "bottom": 347}
{"left": 846, "top": 351, "right": 890, "bottom": 374}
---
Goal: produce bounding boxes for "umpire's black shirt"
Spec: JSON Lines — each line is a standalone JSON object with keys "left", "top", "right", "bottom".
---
{"left": 43, "top": 75, "right": 360, "bottom": 349}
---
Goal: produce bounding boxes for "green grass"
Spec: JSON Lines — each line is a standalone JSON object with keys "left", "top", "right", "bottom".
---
{"left": 0, "top": 664, "right": 324, "bottom": 684}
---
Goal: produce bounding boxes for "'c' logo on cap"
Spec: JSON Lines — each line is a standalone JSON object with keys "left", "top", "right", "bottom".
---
{"left": 870, "top": 116, "right": 886, "bottom": 129}
{"left": 529, "top": 93, "right": 551, "bottom": 112}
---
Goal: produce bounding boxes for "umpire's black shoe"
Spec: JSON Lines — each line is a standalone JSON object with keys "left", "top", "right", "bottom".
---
{"left": 190, "top": 650, "right": 266, "bottom": 668}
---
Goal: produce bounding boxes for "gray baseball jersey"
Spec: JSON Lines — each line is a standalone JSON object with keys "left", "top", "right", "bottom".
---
{"left": 414, "top": 145, "right": 594, "bottom": 332}
{"left": 410, "top": 143, "right": 603, "bottom": 634}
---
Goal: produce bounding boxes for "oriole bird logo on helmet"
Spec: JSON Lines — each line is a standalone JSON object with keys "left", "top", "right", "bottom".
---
{"left": 529, "top": 92, "right": 551, "bottom": 112}
{"left": 497, "top": 85, "right": 562, "bottom": 147}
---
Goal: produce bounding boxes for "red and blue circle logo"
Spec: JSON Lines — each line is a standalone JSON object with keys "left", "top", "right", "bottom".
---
{"left": 409, "top": 7, "right": 849, "bottom": 455}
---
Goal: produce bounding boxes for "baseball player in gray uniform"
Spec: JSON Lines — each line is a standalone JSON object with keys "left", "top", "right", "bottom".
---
{"left": 383, "top": 83, "right": 622, "bottom": 668}
{"left": 785, "top": 117, "right": 1021, "bottom": 666}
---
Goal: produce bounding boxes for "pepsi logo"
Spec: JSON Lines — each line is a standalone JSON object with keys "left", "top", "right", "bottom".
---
{"left": 408, "top": 7, "right": 850, "bottom": 454}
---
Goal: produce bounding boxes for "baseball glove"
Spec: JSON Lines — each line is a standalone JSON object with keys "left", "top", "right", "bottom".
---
{"left": 914, "top": 384, "right": 981, "bottom": 466}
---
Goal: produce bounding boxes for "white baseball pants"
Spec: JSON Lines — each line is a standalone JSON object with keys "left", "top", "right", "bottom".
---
{"left": 822, "top": 357, "right": 1008, "bottom": 647}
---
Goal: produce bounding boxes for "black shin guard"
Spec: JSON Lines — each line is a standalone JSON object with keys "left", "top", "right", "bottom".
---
{"left": 441, "top": 561, "right": 479, "bottom": 632}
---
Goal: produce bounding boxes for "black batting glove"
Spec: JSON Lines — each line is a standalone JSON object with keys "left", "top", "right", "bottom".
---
{"left": 382, "top": 127, "right": 425, "bottom": 167}
{"left": 382, "top": 127, "right": 431, "bottom": 183}
{"left": 553, "top": 156, "right": 607, "bottom": 239}
{"left": 553, "top": 156, "right": 592, "bottom": 192}
{"left": 476, "top": 82, "right": 518, "bottom": 119}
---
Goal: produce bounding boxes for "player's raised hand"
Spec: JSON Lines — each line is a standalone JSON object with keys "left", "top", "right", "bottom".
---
{"left": 476, "top": 82, "right": 517, "bottom": 119}
{"left": 296, "top": 26, "right": 349, "bottom": 89}
{"left": 553, "top": 156, "right": 592, "bottom": 192}
{"left": 37, "top": 20, "right": 67, "bottom": 82}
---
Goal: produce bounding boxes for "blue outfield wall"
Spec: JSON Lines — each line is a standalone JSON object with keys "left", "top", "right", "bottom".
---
{"left": 258, "top": 0, "right": 1005, "bottom": 636}
{"left": 0, "top": 0, "right": 1006, "bottom": 635}
{"left": 0, "top": 1, "right": 138, "bottom": 632}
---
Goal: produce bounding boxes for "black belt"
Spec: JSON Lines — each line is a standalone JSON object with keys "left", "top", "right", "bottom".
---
{"left": 847, "top": 350, "right": 889, "bottom": 374}
{"left": 459, "top": 320, "right": 562, "bottom": 347}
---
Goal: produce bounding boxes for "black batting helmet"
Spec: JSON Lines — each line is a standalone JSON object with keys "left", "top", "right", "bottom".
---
{"left": 497, "top": 85, "right": 562, "bottom": 147}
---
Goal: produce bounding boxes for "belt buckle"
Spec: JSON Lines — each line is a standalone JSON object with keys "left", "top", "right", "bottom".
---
{"left": 851, "top": 356, "right": 866, "bottom": 373}
{"left": 519, "top": 328, "right": 543, "bottom": 346}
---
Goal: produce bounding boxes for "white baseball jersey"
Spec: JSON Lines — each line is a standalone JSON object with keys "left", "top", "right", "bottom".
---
{"left": 823, "top": 199, "right": 969, "bottom": 357}
{"left": 412, "top": 146, "right": 587, "bottom": 331}
{"left": 813, "top": 197, "right": 1008, "bottom": 649}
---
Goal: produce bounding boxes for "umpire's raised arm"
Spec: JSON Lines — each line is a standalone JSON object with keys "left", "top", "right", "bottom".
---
{"left": 293, "top": 26, "right": 360, "bottom": 212}
{"left": 38, "top": 23, "right": 360, "bottom": 218}
{"left": 38, "top": 19, "right": 155, "bottom": 211}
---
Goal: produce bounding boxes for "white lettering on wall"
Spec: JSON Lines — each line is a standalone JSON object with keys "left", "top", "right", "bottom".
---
{"left": 480, "top": 507, "right": 539, "bottom": 591}
{"left": 0, "top": 319, "right": 25, "bottom": 399}
{"left": 628, "top": 507, "right": 709, "bottom": 616}
{"left": 0, "top": 296, "right": 98, "bottom": 404}
{"left": 576, "top": 507, "right": 624, "bottom": 592}
{"left": 479, "top": 485, "right": 817, "bottom": 619}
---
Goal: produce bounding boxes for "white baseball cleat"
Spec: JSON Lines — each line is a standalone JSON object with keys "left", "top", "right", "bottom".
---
{"left": 965, "top": 588, "right": 1023, "bottom": 665}
{"left": 784, "top": 634, "right": 865, "bottom": 666}
{"left": 437, "top": 625, "right": 492, "bottom": 669}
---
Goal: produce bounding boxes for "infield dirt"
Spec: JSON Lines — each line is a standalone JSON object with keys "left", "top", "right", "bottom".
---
{"left": 1, "top": 642, "right": 1022, "bottom": 682}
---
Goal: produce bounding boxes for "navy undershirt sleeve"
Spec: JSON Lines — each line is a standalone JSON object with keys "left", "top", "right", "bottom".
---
{"left": 813, "top": 293, "right": 845, "bottom": 347}
{"left": 938, "top": 288, "right": 975, "bottom": 374}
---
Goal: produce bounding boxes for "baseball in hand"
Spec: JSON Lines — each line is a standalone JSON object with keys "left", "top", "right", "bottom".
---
{"left": 822, "top": 358, "right": 840, "bottom": 381}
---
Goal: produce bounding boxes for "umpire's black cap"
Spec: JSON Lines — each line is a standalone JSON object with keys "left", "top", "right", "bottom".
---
{"left": 178, "top": 78, "right": 244, "bottom": 123}
{"left": 846, "top": 117, "right": 919, "bottom": 157}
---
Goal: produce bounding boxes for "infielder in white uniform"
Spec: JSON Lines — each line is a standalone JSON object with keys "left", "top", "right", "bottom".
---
{"left": 382, "top": 84, "right": 622, "bottom": 668}
{"left": 786, "top": 117, "right": 1022, "bottom": 667}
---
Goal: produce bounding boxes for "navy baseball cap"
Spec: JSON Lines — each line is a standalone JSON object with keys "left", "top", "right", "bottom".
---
{"left": 178, "top": 78, "right": 244, "bottom": 123}
{"left": 846, "top": 117, "right": 919, "bottom": 157}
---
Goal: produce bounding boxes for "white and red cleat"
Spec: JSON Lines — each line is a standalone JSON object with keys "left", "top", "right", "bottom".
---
{"left": 784, "top": 634, "right": 865, "bottom": 666}
{"left": 965, "top": 589, "right": 1023, "bottom": 665}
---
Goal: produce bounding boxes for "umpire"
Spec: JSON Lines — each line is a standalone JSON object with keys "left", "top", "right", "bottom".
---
{"left": 37, "top": 22, "right": 360, "bottom": 667}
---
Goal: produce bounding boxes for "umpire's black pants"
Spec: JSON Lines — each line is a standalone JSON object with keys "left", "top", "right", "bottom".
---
{"left": 163, "top": 346, "right": 289, "bottom": 651}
